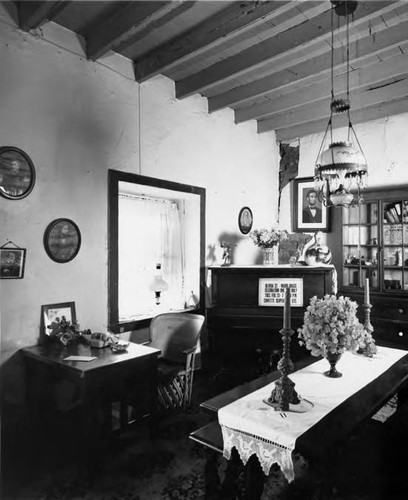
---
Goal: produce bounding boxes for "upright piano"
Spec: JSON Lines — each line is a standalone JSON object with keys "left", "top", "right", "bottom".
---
{"left": 206, "top": 265, "right": 336, "bottom": 374}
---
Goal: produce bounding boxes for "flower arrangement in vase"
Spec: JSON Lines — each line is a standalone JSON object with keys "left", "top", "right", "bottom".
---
{"left": 298, "top": 294, "right": 377, "bottom": 377}
{"left": 47, "top": 316, "right": 90, "bottom": 347}
{"left": 249, "top": 228, "right": 289, "bottom": 265}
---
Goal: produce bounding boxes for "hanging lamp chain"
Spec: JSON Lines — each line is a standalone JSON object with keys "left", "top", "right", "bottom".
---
{"left": 314, "top": 0, "right": 368, "bottom": 209}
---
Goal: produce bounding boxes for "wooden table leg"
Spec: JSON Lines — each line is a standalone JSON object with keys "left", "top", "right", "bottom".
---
{"left": 78, "top": 378, "right": 103, "bottom": 478}
{"left": 148, "top": 357, "right": 159, "bottom": 439}
{"left": 241, "top": 455, "right": 266, "bottom": 500}
{"left": 221, "top": 447, "right": 243, "bottom": 499}
{"left": 204, "top": 447, "right": 221, "bottom": 500}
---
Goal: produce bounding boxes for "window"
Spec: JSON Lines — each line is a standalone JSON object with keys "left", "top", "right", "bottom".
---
{"left": 108, "top": 170, "right": 205, "bottom": 332}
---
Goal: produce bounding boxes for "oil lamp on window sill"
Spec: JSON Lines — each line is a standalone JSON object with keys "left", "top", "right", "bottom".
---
{"left": 150, "top": 263, "right": 168, "bottom": 305}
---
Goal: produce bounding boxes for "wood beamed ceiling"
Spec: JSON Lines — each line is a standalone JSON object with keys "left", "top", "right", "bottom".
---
{"left": 13, "top": 0, "right": 408, "bottom": 141}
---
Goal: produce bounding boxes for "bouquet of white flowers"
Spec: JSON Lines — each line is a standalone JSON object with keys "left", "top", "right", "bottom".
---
{"left": 249, "top": 228, "right": 289, "bottom": 249}
{"left": 298, "top": 294, "right": 377, "bottom": 358}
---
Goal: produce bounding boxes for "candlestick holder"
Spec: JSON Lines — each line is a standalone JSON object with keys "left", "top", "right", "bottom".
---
{"left": 362, "top": 302, "right": 374, "bottom": 334}
{"left": 263, "top": 325, "right": 313, "bottom": 413}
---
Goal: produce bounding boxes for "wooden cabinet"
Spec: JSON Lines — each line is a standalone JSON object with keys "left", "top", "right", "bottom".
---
{"left": 328, "top": 185, "right": 408, "bottom": 347}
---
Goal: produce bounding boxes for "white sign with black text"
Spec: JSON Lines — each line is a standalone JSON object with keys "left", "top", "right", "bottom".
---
{"left": 258, "top": 278, "right": 304, "bottom": 307}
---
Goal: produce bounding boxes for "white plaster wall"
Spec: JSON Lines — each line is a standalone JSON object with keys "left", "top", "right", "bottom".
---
{"left": 279, "top": 113, "right": 408, "bottom": 231}
{"left": 0, "top": 20, "right": 140, "bottom": 358}
{"left": 0, "top": 15, "right": 280, "bottom": 373}
{"left": 140, "top": 75, "right": 280, "bottom": 266}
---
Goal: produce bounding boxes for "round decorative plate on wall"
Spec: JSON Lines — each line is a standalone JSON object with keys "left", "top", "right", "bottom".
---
{"left": 43, "top": 218, "right": 81, "bottom": 263}
{"left": 0, "top": 146, "right": 36, "bottom": 200}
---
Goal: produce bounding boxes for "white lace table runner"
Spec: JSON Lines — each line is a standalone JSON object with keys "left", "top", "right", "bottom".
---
{"left": 218, "top": 346, "right": 407, "bottom": 482}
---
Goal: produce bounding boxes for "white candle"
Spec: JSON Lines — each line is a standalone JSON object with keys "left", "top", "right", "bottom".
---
{"left": 283, "top": 287, "right": 291, "bottom": 329}
{"left": 364, "top": 278, "right": 370, "bottom": 304}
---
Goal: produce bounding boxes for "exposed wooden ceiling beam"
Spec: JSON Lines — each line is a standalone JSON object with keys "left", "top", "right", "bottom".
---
{"left": 86, "top": 1, "right": 196, "bottom": 61}
{"left": 273, "top": 96, "right": 408, "bottom": 142}
{"left": 176, "top": 1, "right": 394, "bottom": 100}
{"left": 259, "top": 77, "right": 408, "bottom": 133}
{"left": 208, "top": 20, "right": 408, "bottom": 113}
{"left": 17, "top": 0, "right": 69, "bottom": 31}
{"left": 134, "top": 1, "right": 296, "bottom": 82}
{"left": 236, "top": 51, "right": 408, "bottom": 123}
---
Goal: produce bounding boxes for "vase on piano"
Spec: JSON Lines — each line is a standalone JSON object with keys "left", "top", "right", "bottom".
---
{"left": 263, "top": 245, "right": 279, "bottom": 266}
{"left": 324, "top": 352, "right": 342, "bottom": 378}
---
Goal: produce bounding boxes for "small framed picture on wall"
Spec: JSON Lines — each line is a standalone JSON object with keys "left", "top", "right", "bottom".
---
{"left": 238, "top": 206, "right": 253, "bottom": 234}
{"left": 43, "top": 218, "right": 81, "bottom": 263}
{"left": 0, "top": 146, "right": 36, "bottom": 200}
{"left": 0, "top": 247, "right": 26, "bottom": 279}
{"left": 292, "top": 177, "right": 329, "bottom": 232}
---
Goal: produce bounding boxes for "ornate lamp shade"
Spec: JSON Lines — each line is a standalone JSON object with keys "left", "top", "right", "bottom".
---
{"left": 315, "top": 138, "right": 368, "bottom": 207}
{"left": 314, "top": 2, "right": 368, "bottom": 208}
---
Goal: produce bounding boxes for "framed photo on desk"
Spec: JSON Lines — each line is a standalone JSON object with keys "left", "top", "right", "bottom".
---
{"left": 41, "top": 301, "right": 76, "bottom": 336}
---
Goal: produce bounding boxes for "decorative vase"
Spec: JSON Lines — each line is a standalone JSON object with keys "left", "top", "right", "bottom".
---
{"left": 263, "top": 245, "right": 279, "bottom": 266}
{"left": 324, "top": 352, "right": 342, "bottom": 378}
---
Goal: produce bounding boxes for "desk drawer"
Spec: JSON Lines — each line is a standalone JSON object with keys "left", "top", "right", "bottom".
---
{"left": 371, "top": 298, "right": 408, "bottom": 321}
{"left": 372, "top": 318, "right": 408, "bottom": 348}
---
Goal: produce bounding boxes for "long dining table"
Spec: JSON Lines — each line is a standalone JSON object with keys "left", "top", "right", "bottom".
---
{"left": 190, "top": 347, "right": 408, "bottom": 499}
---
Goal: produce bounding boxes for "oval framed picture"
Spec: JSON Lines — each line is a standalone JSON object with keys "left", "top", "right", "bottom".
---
{"left": 238, "top": 206, "right": 253, "bottom": 235}
{"left": 44, "top": 218, "right": 81, "bottom": 263}
{"left": 0, "top": 146, "right": 36, "bottom": 200}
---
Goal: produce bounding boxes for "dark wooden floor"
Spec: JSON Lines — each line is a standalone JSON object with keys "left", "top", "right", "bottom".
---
{"left": 2, "top": 349, "right": 408, "bottom": 500}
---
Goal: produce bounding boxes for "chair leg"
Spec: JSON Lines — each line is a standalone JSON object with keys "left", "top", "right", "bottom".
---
{"left": 183, "top": 372, "right": 190, "bottom": 410}
{"left": 172, "top": 378, "right": 184, "bottom": 407}
{"left": 158, "top": 385, "right": 171, "bottom": 410}
{"left": 187, "top": 369, "right": 195, "bottom": 407}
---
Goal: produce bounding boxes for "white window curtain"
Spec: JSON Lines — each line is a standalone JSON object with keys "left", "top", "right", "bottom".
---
{"left": 118, "top": 194, "right": 185, "bottom": 320}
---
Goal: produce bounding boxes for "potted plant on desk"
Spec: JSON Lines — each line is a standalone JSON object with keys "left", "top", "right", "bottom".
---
{"left": 297, "top": 294, "right": 377, "bottom": 377}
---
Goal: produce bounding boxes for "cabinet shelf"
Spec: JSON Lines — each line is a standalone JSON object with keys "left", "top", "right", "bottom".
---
{"left": 344, "top": 264, "right": 378, "bottom": 268}
{"left": 343, "top": 223, "right": 377, "bottom": 227}
{"left": 343, "top": 244, "right": 378, "bottom": 247}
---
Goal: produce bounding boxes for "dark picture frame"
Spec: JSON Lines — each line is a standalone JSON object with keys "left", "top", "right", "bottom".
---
{"left": 238, "top": 206, "right": 253, "bottom": 234}
{"left": 44, "top": 218, "right": 81, "bottom": 263}
{"left": 0, "top": 247, "right": 26, "bottom": 279}
{"left": 292, "top": 177, "right": 329, "bottom": 232}
{"left": 41, "top": 301, "right": 76, "bottom": 336}
{"left": 0, "top": 146, "right": 36, "bottom": 200}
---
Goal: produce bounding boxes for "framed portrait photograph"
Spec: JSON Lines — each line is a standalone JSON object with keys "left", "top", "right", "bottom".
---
{"left": 292, "top": 177, "right": 329, "bottom": 232}
{"left": 44, "top": 218, "right": 81, "bottom": 263}
{"left": 0, "top": 247, "right": 26, "bottom": 279}
{"left": 0, "top": 146, "right": 36, "bottom": 200}
{"left": 238, "top": 206, "right": 253, "bottom": 235}
{"left": 41, "top": 301, "right": 76, "bottom": 336}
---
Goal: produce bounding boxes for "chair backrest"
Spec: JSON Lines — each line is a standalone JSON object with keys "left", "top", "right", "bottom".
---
{"left": 149, "top": 312, "right": 205, "bottom": 364}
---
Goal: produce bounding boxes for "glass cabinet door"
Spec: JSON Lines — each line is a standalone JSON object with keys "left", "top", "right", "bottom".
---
{"left": 342, "top": 202, "right": 379, "bottom": 290}
{"left": 382, "top": 199, "right": 408, "bottom": 293}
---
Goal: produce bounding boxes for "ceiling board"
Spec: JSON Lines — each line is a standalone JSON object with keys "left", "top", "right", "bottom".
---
{"left": 13, "top": 0, "right": 408, "bottom": 139}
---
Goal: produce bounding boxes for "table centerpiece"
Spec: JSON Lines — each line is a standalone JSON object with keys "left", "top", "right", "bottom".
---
{"left": 298, "top": 294, "right": 377, "bottom": 377}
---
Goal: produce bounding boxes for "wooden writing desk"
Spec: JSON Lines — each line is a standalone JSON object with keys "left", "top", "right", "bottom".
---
{"left": 22, "top": 341, "right": 160, "bottom": 468}
{"left": 191, "top": 351, "right": 408, "bottom": 499}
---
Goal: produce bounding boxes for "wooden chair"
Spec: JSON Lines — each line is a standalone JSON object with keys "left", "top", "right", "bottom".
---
{"left": 148, "top": 312, "right": 205, "bottom": 410}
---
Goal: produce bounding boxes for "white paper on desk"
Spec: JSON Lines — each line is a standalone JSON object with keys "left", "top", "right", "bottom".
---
{"left": 63, "top": 355, "right": 97, "bottom": 362}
